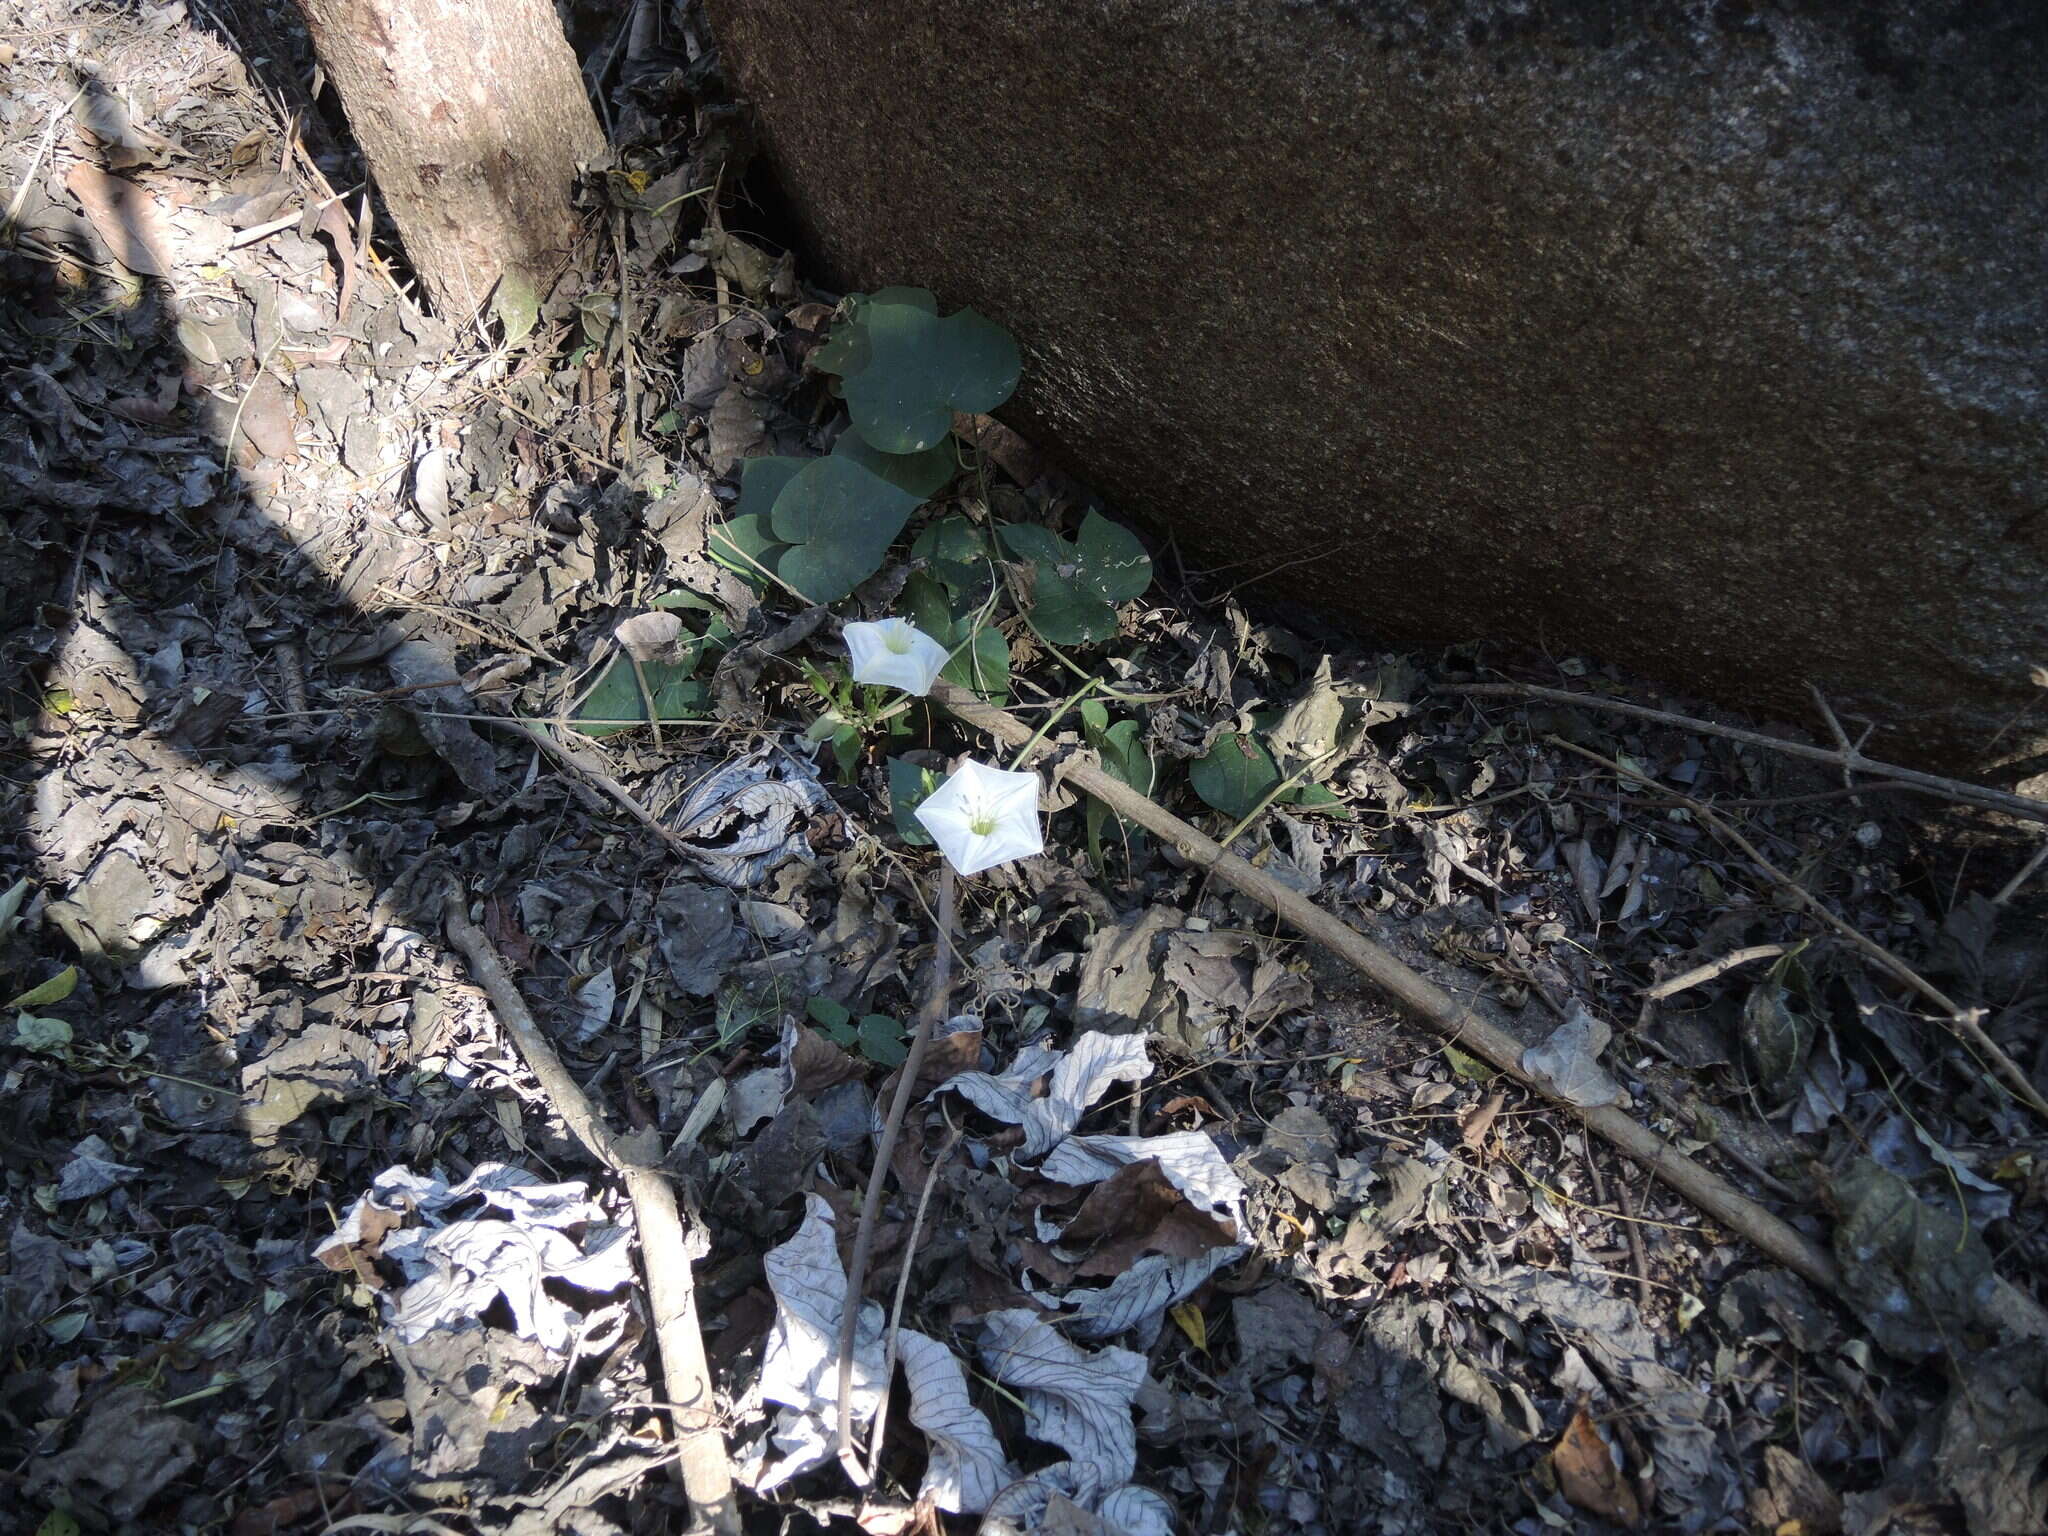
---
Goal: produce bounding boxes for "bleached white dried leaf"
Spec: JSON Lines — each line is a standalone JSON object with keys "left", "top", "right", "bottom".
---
{"left": 983, "top": 1463, "right": 1174, "bottom": 1534}
{"left": 754, "top": 1193, "right": 885, "bottom": 1491}
{"left": 1098, "top": 1484, "right": 1178, "bottom": 1536}
{"left": 937, "top": 1031, "right": 1149, "bottom": 1157}
{"left": 844, "top": 617, "right": 950, "bottom": 695}
{"left": 727, "top": 1067, "right": 783, "bottom": 1138}
{"left": 568, "top": 965, "right": 616, "bottom": 1044}
{"left": 1063, "top": 1246, "right": 1246, "bottom": 1343}
{"left": 977, "top": 1308, "right": 1144, "bottom": 1488}
{"left": 382, "top": 1218, "right": 633, "bottom": 1349}
{"left": 319, "top": 1165, "right": 632, "bottom": 1352}
{"left": 897, "top": 1328, "right": 1014, "bottom": 1513}
{"left": 914, "top": 758, "right": 1043, "bottom": 875}
{"left": 614, "top": 610, "right": 685, "bottom": 661}
{"left": 1039, "top": 1128, "right": 1246, "bottom": 1231}
{"left": 1039, "top": 1033, "right": 1153, "bottom": 1154}
{"left": 1520, "top": 1004, "right": 1624, "bottom": 1108}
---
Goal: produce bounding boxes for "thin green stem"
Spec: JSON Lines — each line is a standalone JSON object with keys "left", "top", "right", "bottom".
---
{"left": 1215, "top": 742, "right": 1343, "bottom": 853}
{"left": 707, "top": 520, "right": 816, "bottom": 606}
{"left": 1009, "top": 676, "right": 1099, "bottom": 770}
{"left": 1032, "top": 637, "right": 1155, "bottom": 702}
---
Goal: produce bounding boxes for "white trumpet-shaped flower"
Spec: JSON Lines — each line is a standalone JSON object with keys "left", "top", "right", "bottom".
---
{"left": 914, "top": 759, "right": 1044, "bottom": 875}
{"left": 844, "top": 618, "right": 951, "bottom": 696}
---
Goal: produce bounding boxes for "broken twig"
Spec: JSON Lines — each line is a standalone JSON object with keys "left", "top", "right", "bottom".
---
{"left": 443, "top": 892, "right": 739, "bottom": 1536}
{"left": 1644, "top": 944, "right": 1792, "bottom": 1001}
{"left": 1551, "top": 736, "right": 2048, "bottom": 1125}
{"left": 1441, "top": 680, "right": 2048, "bottom": 827}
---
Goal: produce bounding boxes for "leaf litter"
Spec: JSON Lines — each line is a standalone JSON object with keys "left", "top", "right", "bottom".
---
{"left": 1, "top": 0, "right": 2047, "bottom": 1532}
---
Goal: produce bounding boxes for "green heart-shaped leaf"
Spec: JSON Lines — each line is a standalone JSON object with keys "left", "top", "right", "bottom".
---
{"left": 1000, "top": 511, "right": 1152, "bottom": 646}
{"left": 944, "top": 626, "right": 1010, "bottom": 700}
{"left": 901, "top": 572, "right": 955, "bottom": 639}
{"left": 573, "top": 655, "right": 713, "bottom": 737}
{"left": 734, "top": 455, "right": 804, "bottom": 521}
{"left": 708, "top": 510, "right": 788, "bottom": 587}
{"left": 866, "top": 286, "right": 940, "bottom": 312}
{"left": 1090, "top": 718, "right": 1155, "bottom": 797}
{"left": 812, "top": 286, "right": 939, "bottom": 378}
{"left": 1188, "top": 731, "right": 1350, "bottom": 820}
{"left": 831, "top": 429, "right": 957, "bottom": 500}
{"left": 1079, "top": 701, "right": 1156, "bottom": 865}
{"left": 806, "top": 995, "right": 853, "bottom": 1037}
{"left": 769, "top": 454, "right": 926, "bottom": 602}
{"left": 1190, "top": 732, "right": 1282, "bottom": 820}
{"left": 837, "top": 301, "right": 1022, "bottom": 454}
{"left": 902, "top": 572, "right": 1010, "bottom": 702}
{"left": 855, "top": 1013, "right": 908, "bottom": 1067}
{"left": 912, "top": 515, "right": 1000, "bottom": 606}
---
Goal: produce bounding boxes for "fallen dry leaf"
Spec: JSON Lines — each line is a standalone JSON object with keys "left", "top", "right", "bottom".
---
{"left": 1460, "top": 1089, "right": 1505, "bottom": 1153}
{"left": 235, "top": 372, "right": 300, "bottom": 462}
{"left": 66, "top": 163, "right": 173, "bottom": 278}
{"left": 1552, "top": 1399, "right": 1642, "bottom": 1528}
{"left": 1748, "top": 1445, "right": 1843, "bottom": 1535}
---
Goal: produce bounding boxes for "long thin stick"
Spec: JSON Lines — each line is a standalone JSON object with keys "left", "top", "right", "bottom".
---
{"left": 1551, "top": 735, "right": 2048, "bottom": 1124}
{"left": 835, "top": 863, "right": 957, "bottom": 1482}
{"left": 443, "top": 894, "right": 740, "bottom": 1535}
{"left": 1441, "top": 681, "right": 2048, "bottom": 827}
{"left": 866, "top": 1117, "right": 963, "bottom": 1486}
{"left": 1644, "top": 944, "right": 1791, "bottom": 1001}
{"left": 927, "top": 683, "right": 2048, "bottom": 1344}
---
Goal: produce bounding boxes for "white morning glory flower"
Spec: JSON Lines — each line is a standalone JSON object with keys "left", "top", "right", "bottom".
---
{"left": 844, "top": 618, "right": 950, "bottom": 696}
{"left": 914, "top": 759, "right": 1044, "bottom": 875}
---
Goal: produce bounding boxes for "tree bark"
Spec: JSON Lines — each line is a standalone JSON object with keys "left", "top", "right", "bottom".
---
{"left": 294, "top": 0, "right": 604, "bottom": 318}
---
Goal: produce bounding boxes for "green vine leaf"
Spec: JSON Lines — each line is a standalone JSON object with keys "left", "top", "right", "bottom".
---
{"left": 1189, "top": 732, "right": 1282, "bottom": 820}
{"left": 1082, "top": 702, "right": 1156, "bottom": 798}
{"left": 912, "top": 515, "right": 1001, "bottom": 607}
{"left": 573, "top": 628, "right": 726, "bottom": 738}
{"left": 770, "top": 455, "right": 927, "bottom": 603}
{"left": 820, "top": 291, "right": 1022, "bottom": 454}
{"left": 831, "top": 429, "right": 957, "bottom": 500}
{"left": 887, "top": 756, "right": 941, "bottom": 846}
{"left": 999, "top": 511, "right": 1151, "bottom": 646}
{"left": 1189, "top": 731, "right": 1349, "bottom": 820}
{"left": 812, "top": 286, "right": 936, "bottom": 377}
{"left": 710, "top": 456, "right": 801, "bottom": 585}
{"left": 1079, "top": 699, "right": 1156, "bottom": 866}
{"left": 806, "top": 995, "right": 853, "bottom": 1039}
{"left": 854, "top": 1013, "right": 908, "bottom": 1066}
{"left": 707, "top": 512, "right": 785, "bottom": 586}
{"left": 903, "top": 572, "right": 1010, "bottom": 702}
{"left": 734, "top": 454, "right": 803, "bottom": 519}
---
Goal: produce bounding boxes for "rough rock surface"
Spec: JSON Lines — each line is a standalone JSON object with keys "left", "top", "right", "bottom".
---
{"left": 705, "top": 0, "right": 2048, "bottom": 770}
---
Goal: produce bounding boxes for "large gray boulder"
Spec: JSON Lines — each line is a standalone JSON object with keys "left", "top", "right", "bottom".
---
{"left": 705, "top": 0, "right": 2048, "bottom": 771}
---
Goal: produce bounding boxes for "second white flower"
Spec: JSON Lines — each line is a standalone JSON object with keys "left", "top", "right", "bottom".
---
{"left": 913, "top": 759, "right": 1044, "bottom": 875}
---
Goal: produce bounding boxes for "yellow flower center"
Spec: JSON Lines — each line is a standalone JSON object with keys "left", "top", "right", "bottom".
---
{"left": 969, "top": 812, "right": 998, "bottom": 836}
{"left": 885, "top": 626, "right": 914, "bottom": 654}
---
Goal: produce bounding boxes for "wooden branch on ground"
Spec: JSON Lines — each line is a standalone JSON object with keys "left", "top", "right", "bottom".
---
{"left": 836, "top": 863, "right": 958, "bottom": 1483}
{"left": 1440, "top": 680, "right": 2048, "bottom": 827}
{"left": 928, "top": 682, "right": 2048, "bottom": 1342}
{"left": 443, "top": 894, "right": 741, "bottom": 1536}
